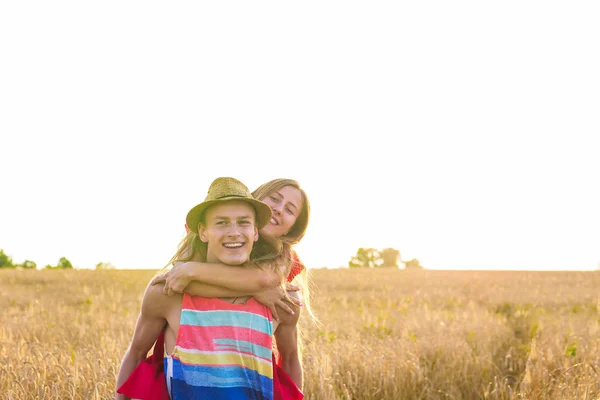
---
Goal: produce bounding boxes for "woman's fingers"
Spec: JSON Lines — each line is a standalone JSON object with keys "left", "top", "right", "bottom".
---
{"left": 286, "top": 291, "right": 304, "bottom": 307}
{"left": 269, "top": 304, "right": 280, "bottom": 322}
{"left": 285, "top": 283, "right": 301, "bottom": 292}
{"left": 171, "top": 280, "right": 186, "bottom": 294}
{"left": 277, "top": 300, "right": 295, "bottom": 316}
{"left": 162, "top": 278, "right": 175, "bottom": 296}
{"left": 151, "top": 274, "right": 167, "bottom": 286}
{"left": 166, "top": 273, "right": 191, "bottom": 294}
{"left": 166, "top": 285, "right": 177, "bottom": 297}
{"left": 291, "top": 297, "right": 303, "bottom": 307}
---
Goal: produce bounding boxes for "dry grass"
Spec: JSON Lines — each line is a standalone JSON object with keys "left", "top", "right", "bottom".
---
{"left": 1, "top": 268, "right": 600, "bottom": 399}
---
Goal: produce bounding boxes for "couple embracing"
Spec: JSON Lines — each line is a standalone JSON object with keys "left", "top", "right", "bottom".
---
{"left": 115, "top": 176, "right": 315, "bottom": 399}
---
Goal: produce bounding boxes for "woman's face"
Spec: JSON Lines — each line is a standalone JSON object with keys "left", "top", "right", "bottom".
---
{"left": 260, "top": 185, "right": 304, "bottom": 238}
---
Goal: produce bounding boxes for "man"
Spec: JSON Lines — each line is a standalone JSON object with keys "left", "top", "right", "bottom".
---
{"left": 116, "top": 177, "right": 291, "bottom": 399}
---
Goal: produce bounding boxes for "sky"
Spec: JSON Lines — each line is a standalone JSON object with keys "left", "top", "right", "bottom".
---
{"left": 1, "top": 1, "right": 599, "bottom": 271}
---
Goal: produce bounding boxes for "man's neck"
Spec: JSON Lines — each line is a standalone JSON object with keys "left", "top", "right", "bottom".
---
{"left": 205, "top": 253, "right": 250, "bottom": 267}
{"left": 205, "top": 254, "right": 251, "bottom": 303}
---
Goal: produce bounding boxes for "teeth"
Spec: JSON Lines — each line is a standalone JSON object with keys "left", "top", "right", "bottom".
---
{"left": 270, "top": 218, "right": 278, "bottom": 225}
{"left": 223, "top": 243, "right": 243, "bottom": 248}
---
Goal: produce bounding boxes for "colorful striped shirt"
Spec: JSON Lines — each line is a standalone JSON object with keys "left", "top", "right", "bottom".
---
{"left": 165, "top": 294, "right": 274, "bottom": 399}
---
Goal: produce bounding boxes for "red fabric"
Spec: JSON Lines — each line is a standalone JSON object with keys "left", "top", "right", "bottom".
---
{"left": 287, "top": 251, "right": 306, "bottom": 282}
{"left": 273, "top": 355, "right": 304, "bottom": 400}
{"left": 117, "top": 331, "right": 170, "bottom": 400}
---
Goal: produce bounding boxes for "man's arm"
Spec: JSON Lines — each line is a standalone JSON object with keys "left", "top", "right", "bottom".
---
{"left": 273, "top": 295, "right": 303, "bottom": 389}
{"left": 115, "top": 284, "right": 172, "bottom": 400}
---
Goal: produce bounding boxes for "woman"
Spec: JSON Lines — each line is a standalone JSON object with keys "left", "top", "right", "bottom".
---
{"left": 119, "top": 178, "right": 314, "bottom": 399}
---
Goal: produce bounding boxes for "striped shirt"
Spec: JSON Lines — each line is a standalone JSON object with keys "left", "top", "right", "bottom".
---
{"left": 165, "top": 294, "right": 274, "bottom": 399}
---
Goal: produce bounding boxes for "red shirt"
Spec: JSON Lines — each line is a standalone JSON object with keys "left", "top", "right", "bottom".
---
{"left": 287, "top": 250, "right": 305, "bottom": 282}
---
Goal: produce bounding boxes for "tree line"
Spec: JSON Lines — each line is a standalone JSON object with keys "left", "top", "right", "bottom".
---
{"left": 348, "top": 247, "right": 423, "bottom": 269}
{"left": 0, "top": 249, "right": 73, "bottom": 269}
{"left": 0, "top": 249, "right": 115, "bottom": 270}
{"left": 3, "top": 246, "right": 421, "bottom": 270}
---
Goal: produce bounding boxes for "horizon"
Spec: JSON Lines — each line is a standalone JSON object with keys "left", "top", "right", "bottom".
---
{"left": 2, "top": 258, "right": 599, "bottom": 273}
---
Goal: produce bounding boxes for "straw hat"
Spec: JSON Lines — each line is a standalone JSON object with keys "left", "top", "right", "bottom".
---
{"left": 186, "top": 177, "right": 272, "bottom": 233}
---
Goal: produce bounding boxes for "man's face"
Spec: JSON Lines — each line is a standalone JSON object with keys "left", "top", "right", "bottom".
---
{"left": 199, "top": 200, "right": 259, "bottom": 266}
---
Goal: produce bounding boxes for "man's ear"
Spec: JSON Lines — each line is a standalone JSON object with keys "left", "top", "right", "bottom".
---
{"left": 253, "top": 226, "right": 259, "bottom": 242}
{"left": 199, "top": 225, "right": 208, "bottom": 243}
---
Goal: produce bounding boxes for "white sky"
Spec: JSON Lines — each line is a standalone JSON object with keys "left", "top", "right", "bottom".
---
{"left": 1, "top": 1, "right": 599, "bottom": 271}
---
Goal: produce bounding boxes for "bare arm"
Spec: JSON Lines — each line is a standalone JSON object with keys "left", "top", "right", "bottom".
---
{"left": 115, "top": 284, "right": 171, "bottom": 400}
{"left": 184, "top": 281, "right": 255, "bottom": 297}
{"left": 274, "top": 291, "right": 303, "bottom": 389}
{"left": 150, "top": 262, "right": 300, "bottom": 320}
{"left": 151, "top": 261, "right": 281, "bottom": 296}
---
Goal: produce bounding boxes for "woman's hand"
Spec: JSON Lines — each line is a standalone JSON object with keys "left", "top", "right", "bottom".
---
{"left": 253, "top": 283, "right": 302, "bottom": 321}
{"left": 150, "top": 264, "right": 192, "bottom": 296}
{"left": 285, "top": 283, "right": 303, "bottom": 307}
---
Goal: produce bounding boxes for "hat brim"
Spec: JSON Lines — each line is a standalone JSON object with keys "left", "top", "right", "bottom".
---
{"left": 186, "top": 197, "right": 272, "bottom": 234}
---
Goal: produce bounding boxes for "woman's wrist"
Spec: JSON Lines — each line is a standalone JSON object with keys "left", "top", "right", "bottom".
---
{"left": 185, "top": 262, "right": 205, "bottom": 280}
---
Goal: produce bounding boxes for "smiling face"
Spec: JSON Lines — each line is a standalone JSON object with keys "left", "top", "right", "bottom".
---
{"left": 260, "top": 185, "right": 304, "bottom": 238}
{"left": 198, "top": 200, "right": 259, "bottom": 266}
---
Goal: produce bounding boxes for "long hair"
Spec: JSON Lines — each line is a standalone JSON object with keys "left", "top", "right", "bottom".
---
{"left": 253, "top": 179, "right": 319, "bottom": 325}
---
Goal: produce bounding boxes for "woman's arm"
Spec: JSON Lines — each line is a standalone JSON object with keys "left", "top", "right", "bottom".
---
{"left": 151, "top": 261, "right": 281, "bottom": 296}
{"left": 151, "top": 262, "right": 301, "bottom": 319}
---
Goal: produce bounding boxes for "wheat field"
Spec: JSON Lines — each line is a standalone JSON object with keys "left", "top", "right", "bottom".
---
{"left": 1, "top": 268, "right": 600, "bottom": 399}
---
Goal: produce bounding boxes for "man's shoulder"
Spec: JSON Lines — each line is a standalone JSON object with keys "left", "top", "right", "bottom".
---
{"left": 142, "top": 283, "right": 181, "bottom": 316}
{"left": 143, "top": 282, "right": 166, "bottom": 300}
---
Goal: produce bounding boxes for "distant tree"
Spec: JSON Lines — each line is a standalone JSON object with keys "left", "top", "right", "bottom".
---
{"left": 0, "top": 249, "right": 14, "bottom": 268}
{"left": 19, "top": 260, "right": 37, "bottom": 269}
{"left": 381, "top": 248, "right": 401, "bottom": 268}
{"left": 44, "top": 264, "right": 54, "bottom": 270}
{"left": 348, "top": 247, "right": 417, "bottom": 269}
{"left": 405, "top": 258, "right": 424, "bottom": 269}
{"left": 95, "top": 261, "right": 115, "bottom": 270}
{"left": 57, "top": 257, "right": 73, "bottom": 269}
{"left": 349, "top": 248, "right": 382, "bottom": 268}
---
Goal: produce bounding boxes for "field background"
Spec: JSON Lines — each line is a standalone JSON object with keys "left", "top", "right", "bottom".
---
{"left": 1, "top": 268, "right": 600, "bottom": 399}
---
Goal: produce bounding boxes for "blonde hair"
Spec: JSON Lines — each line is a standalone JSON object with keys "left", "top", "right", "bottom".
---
{"left": 253, "top": 179, "right": 319, "bottom": 326}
